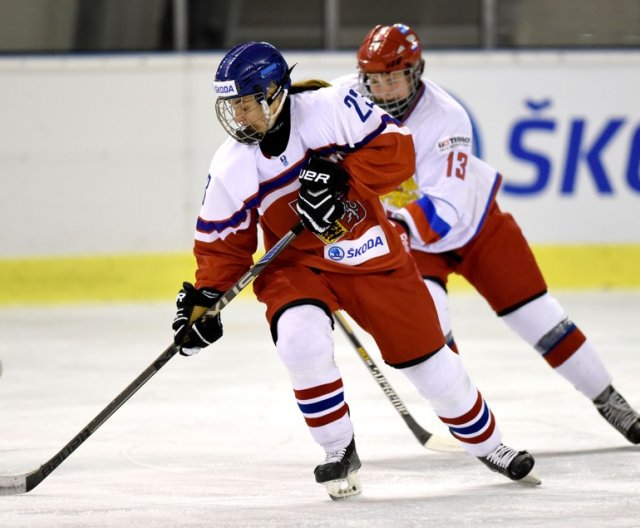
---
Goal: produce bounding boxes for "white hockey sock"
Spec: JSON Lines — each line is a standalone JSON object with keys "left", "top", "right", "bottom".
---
{"left": 276, "top": 304, "right": 354, "bottom": 452}
{"left": 555, "top": 341, "right": 612, "bottom": 400}
{"left": 502, "top": 293, "right": 611, "bottom": 400}
{"left": 425, "top": 279, "right": 458, "bottom": 351}
{"left": 424, "top": 279, "right": 452, "bottom": 337}
{"left": 501, "top": 293, "right": 566, "bottom": 345}
{"left": 305, "top": 413, "right": 354, "bottom": 453}
{"left": 402, "top": 346, "right": 502, "bottom": 457}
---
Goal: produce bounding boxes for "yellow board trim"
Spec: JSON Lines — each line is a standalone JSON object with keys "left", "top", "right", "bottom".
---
{"left": 0, "top": 245, "right": 639, "bottom": 306}
{"left": 0, "top": 253, "right": 197, "bottom": 306}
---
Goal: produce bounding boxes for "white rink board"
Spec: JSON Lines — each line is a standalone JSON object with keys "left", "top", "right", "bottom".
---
{"left": 1, "top": 52, "right": 639, "bottom": 257}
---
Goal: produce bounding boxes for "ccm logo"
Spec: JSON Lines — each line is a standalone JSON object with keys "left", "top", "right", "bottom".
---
{"left": 299, "top": 169, "right": 331, "bottom": 184}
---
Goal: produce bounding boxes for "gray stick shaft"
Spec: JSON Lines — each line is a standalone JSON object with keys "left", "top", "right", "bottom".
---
{"left": 333, "top": 311, "right": 435, "bottom": 445}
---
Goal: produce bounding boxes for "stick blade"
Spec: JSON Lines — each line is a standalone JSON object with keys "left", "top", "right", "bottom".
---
{"left": 0, "top": 474, "right": 28, "bottom": 495}
{"left": 424, "top": 434, "right": 465, "bottom": 453}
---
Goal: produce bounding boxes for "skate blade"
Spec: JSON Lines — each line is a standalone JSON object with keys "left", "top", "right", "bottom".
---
{"left": 518, "top": 471, "right": 542, "bottom": 486}
{"left": 324, "top": 472, "right": 362, "bottom": 501}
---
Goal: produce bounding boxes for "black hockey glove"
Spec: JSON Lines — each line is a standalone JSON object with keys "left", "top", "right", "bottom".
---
{"left": 172, "top": 281, "right": 223, "bottom": 356}
{"left": 296, "top": 155, "right": 349, "bottom": 234}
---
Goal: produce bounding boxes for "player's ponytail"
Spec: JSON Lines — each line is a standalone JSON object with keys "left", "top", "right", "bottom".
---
{"left": 290, "top": 79, "right": 332, "bottom": 94}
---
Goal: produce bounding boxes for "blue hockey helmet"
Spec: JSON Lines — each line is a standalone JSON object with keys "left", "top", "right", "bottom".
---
{"left": 213, "top": 42, "right": 292, "bottom": 144}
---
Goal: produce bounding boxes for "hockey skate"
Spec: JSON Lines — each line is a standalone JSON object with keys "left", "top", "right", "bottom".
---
{"left": 314, "top": 437, "right": 362, "bottom": 501}
{"left": 478, "top": 443, "right": 541, "bottom": 485}
{"left": 594, "top": 385, "right": 640, "bottom": 444}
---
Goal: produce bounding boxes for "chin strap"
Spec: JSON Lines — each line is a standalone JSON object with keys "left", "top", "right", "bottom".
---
{"left": 266, "top": 88, "right": 289, "bottom": 129}
{"left": 264, "top": 64, "right": 296, "bottom": 130}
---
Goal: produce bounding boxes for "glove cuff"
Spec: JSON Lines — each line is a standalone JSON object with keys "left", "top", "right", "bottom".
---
{"left": 195, "top": 287, "right": 223, "bottom": 307}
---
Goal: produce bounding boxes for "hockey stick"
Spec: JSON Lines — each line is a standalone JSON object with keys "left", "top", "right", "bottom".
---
{"left": 0, "top": 221, "right": 305, "bottom": 495}
{"left": 333, "top": 311, "right": 463, "bottom": 453}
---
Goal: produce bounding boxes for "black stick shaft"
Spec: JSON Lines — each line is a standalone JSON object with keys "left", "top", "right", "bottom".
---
{"left": 1, "top": 221, "right": 304, "bottom": 495}
{"left": 24, "top": 343, "right": 179, "bottom": 491}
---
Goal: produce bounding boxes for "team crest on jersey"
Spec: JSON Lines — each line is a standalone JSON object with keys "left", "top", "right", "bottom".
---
{"left": 381, "top": 177, "right": 419, "bottom": 210}
{"left": 437, "top": 135, "right": 471, "bottom": 152}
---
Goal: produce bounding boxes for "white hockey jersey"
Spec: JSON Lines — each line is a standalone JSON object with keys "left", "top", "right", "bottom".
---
{"left": 193, "top": 83, "right": 416, "bottom": 291}
{"left": 333, "top": 74, "right": 501, "bottom": 254}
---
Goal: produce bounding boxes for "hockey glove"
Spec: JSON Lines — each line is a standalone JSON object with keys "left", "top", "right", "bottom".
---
{"left": 296, "top": 155, "right": 349, "bottom": 234}
{"left": 172, "top": 281, "right": 223, "bottom": 356}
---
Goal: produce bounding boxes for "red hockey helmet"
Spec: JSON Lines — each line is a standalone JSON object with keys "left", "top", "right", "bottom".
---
{"left": 357, "top": 23, "right": 422, "bottom": 73}
{"left": 357, "top": 24, "right": 425, "bottom": 120}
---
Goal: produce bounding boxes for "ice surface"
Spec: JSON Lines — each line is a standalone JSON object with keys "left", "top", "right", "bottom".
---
{"left": 0, "top": 292, "right": 639, "bottom": 527}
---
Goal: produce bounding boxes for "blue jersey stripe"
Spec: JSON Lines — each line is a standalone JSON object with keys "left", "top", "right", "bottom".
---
{"left": 257, "top": 159, "right": 305, "bottom": 200}
{"left": 197, "top": 157, "right": 308, "bottom": 234}
{"left": 342, "top": 114, "right": 400, "bottom": 153}
{"left": 196, "top": 208, "right": 249, "bottom": 233}
{"left": 415, "top": 195, "right": 452, "bottom": 239}
{"left": 469, "top": 172, "right": 502, "bottom": 242}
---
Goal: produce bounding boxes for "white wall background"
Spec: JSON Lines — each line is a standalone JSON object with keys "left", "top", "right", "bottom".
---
{"left": 1, "top": 52, "right": 639, "bottom": 257}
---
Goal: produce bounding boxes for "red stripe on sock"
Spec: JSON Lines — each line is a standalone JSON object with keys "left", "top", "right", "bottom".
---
{"left": 545, "top": 328, "right": 586, "bottom": 368}
{"left": 304, "top": 403, "right": 349, "bottom": 428}
{"left": 294, "top": 379, "right": 343, "bottom": 400}
{"left": 439, "top": 391, "right": 483, "bottom": 426}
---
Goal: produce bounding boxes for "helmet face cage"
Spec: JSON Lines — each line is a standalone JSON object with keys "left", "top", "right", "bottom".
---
{"left": 213, "top": 41, "right": 291, "bottom": 144}
{"left": 215, "top": 92, "right": 272, "bottom": 145}
{"left": 358, "top": 62, "right": 423, "bottom": 120}
{"left": 357, "top": 23, "right": 424, "bottom": 120}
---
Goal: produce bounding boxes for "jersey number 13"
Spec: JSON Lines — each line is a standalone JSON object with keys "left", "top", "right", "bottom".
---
{"left": 446, "top": 151, "right": 468, "bottom": 180}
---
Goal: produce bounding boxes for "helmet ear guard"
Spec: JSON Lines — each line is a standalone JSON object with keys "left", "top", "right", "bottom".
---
{"left": 266, "top": 64, "right": 295, "bottom": 106}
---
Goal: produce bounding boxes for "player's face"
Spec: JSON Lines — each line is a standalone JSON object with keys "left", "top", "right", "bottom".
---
{"left": 365, "top": 70, "right": 413, "bottom": 103}
{"left": 215, "top": 82, "right": 284, "bottom": 144}
{"left": 229, "top": 95, "right": 270, "bottom": 133}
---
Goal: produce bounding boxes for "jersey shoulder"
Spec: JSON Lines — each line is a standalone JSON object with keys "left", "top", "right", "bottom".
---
{"left": 292, "top": 83, "right": 388, "bottom": 149}
{"left": 408, "top": 79, "right": 472, "bottom": 146}
{"left": 291, "top": 83, "right": 350, "bottom": 112}
{"left": 422, "top": 79, "right": 471, "bottom": 130}
{"left": 208, "top": 138, "right": 259, "bottom": 196}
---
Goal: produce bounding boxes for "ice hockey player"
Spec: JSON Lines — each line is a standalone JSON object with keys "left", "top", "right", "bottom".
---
{"left": 333, "top": 23, "right": 640, "bottom": 445}
{"left": 172, "top": 40, "right": 539, "bottom": 501}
